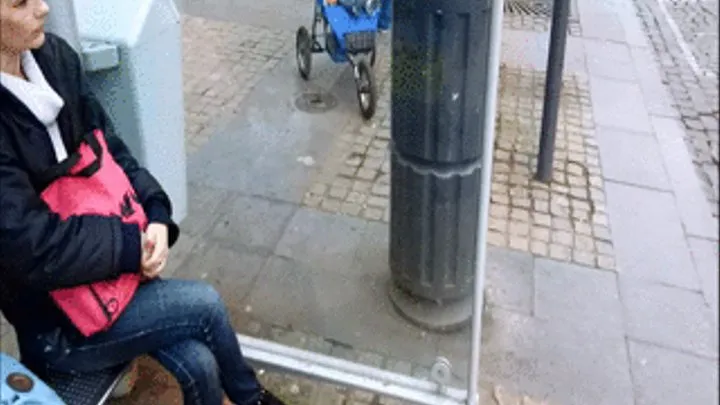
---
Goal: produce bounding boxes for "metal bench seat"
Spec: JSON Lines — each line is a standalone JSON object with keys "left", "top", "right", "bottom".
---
{"left": 44, "top": 362, "right": 130, "bottom": 405}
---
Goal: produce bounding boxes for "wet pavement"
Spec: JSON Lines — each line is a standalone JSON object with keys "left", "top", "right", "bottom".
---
{"left": 1, "top": 0, "right": 719, "bottom": 404}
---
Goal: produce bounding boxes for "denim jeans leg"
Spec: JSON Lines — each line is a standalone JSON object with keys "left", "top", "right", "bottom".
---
{"left": 152, "top": 340, "right": 224, "bottom": 405}
{"left": 25, "top": 279, "right": 262, "bottom": 405}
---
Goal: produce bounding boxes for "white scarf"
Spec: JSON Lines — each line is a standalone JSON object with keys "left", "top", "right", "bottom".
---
{"left": 0, "top": 51, "right": 68, "bottom": 162}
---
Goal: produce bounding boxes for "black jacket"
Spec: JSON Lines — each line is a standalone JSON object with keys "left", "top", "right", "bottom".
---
{"left": 0, "top": 34, "right": 180, "bottom": 335}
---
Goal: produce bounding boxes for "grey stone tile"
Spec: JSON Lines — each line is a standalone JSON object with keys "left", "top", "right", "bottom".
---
{"left": 596, "top": 127, "right": 671, "bottom": 190}
{"left": 180, "top": 183, "right": 231, "bottom": 236}
{"left": 620, "top": 278, "right": 718, "bottom": 358}
{"left": 478, "top": 307, "right": 634, "bottom": 405}
{"left": 584, "top": 39, "right": 636, "bottom": 81}
{"left": 616, "top": 7, "right": 650, "bottom": 48}
{"left": 209, "top": 193, "right": 296, "bottom": 253}
{"left": 590, "top": 76, "right": 653, "bottom": 133}
{"left": 534, "top": 258, "right": 624, "bottom": 336}
{"left": 687, "top": 237, "right": 719, "bottom": 322}
{"left": 630, "top": 47, "right": 679, "bottom": 118}
{"left": 606, "top": 182, "right": 700, "bottom": 289}
{"left": 485, "top": 246, "right": 535, "bottom": 315}
{"left": 165, "top": 233, "right": 202, "bottom": 278}
{"left": 577, "top": 0, "right": 627, "bottom": 44}
{"left": 187, "top": 55, "right": 349, "bottom": 203}
{"left": 652, "top": 117, "right": 718, "bottom": 240}
{"left": 501, "top": 31, "right": 588, "bottom": 75}
{"left": 350, "top": 220, "right": 390, "bottom": 277}
{"left": 275, "top": 208, "right": 367, "bottom": 272}
{"left": 628, "top": 340, "right": 719, "bottom": 405}
{"left": 174, "top": 241, "right": 267, "bottom": 328}
{"left": 246, "top": 256, "right": 439, "bottom": 365}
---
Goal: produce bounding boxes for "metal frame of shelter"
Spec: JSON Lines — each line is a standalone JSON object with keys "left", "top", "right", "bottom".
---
{"left": 49, "top": 0, "right": 505, "bottom": 402}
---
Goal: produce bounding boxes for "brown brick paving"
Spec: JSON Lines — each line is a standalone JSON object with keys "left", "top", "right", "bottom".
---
{"left": 303, "top": 53, "right": 615, "bottom": 270}
{"left": 182, "top": 16, "right": 292, "bottom": 154}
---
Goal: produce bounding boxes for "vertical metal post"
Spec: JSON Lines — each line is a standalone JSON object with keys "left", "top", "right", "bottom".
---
{"left": 466, "top": 0, "right": 504, "bottom": 402}
{"left": 44, "top": 0, "right": 82, "bottom": 55}
{"left": 535, "top": 0, "right": 570, "bottom": 183}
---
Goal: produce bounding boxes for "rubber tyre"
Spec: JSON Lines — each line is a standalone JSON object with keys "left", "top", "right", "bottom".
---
{"left": 355, "top": 60, "right": 377, "bottom": 120}
{"left": 296, "top": 26, "right": 312, "bottom": 80}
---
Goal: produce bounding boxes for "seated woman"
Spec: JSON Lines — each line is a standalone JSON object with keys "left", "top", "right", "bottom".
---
{"left": 0, "top": 1, "right": 286, "bottom": 404}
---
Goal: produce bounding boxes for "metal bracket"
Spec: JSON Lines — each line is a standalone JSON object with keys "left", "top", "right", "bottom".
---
{"left": 81, "top": 40, "right": 120, "bottom": 72}
{"left": 430, "top": 356, "right": 453, "bottom": 392}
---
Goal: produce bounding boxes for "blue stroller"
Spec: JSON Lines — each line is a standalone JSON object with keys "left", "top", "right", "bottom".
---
{"left": 295, "top": 0, "right": 381, "bottom": 119}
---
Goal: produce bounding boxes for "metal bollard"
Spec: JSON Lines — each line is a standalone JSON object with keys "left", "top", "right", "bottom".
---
{"left": 535, "top": 0, "right": 571, "bottom": 183}
{"left": 388, "top": 0, "right": 495, "bottom": 332}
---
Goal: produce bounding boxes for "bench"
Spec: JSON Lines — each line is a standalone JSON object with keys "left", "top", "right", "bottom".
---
{"left": 1, "top": 351, "right": 129, "bottom": 405}
{"left": 44, "top": 362, "right": 131, "bottom": 405}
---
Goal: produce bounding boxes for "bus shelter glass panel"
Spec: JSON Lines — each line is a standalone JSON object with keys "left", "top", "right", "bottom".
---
{"left": 171, "top": 0, "right": 501, "bottom": 403}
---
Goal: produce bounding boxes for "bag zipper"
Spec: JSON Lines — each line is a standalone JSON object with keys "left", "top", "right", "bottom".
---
{"left": 88, "top": 285, "right": 113, "bottom": 323}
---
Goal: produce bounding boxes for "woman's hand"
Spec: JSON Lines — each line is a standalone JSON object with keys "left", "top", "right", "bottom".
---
{"left": 141, "top": 223, "right": 169, "bottom": 279}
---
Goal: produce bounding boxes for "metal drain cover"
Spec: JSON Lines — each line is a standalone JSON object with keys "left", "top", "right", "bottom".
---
{"left": 504, "top": 0, "right": 578, "bottom": 18}
{"left": 504, "top": 0, "right": 553, "bottom": 17}
{"left": 295, "top": 92, "right": 338, "bottom": 113}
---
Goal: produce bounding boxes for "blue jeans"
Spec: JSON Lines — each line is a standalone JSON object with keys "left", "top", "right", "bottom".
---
{"left": 378, "top": 0, "right": 392, "bottom": 30}
{"left": 18, "top": 279, "right": 261, "bottom": 405}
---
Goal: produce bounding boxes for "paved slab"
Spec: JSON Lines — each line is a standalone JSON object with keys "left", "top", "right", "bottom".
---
{"left": 181, "top": 16, "right": 292, "bottom": 153}
{"left": 651, "top": 116, "right": 718, "bottom": 239}
{"left": 595, "top": 127, "right": 671, "bottom": 191}
{"left": 620, "top": 278, "right": 718, "bottom": 358}
{"left": 633, "top": 0, "right": 719, "bottom": 219}
{"left": 470, "top": 304, "right": 633, "bottom": 405}
{"left": 605, "top": 181, "right": 700, "bottom": 290}
{"left": 628, "top": 339, "right": 719, "bottom": 405}
{"left": 686, "top": 237, "right": 719, "bottom": 320}
{"left": 534, "top": 258, "right": 624, "bottom": 337}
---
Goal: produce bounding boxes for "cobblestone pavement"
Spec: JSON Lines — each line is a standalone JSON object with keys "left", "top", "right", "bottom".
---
{"left": 182, "top": 16, "right": 292, "bottom": 154}
{"left": 633, "top": 0, "right": 719, "bottom": 218}
{"left": 662, "top": 0, "right": 718, "bottom": 74}
{"left": 304, "top": 47, "right": 614, "bottom": 270}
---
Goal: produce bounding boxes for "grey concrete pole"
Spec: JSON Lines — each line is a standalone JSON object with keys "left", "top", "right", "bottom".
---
{"left": 387, "top": 0, "right": 497, "bottom": 332}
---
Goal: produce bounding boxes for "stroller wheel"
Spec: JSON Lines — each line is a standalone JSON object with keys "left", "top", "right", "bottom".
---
{"left": 355, "top": 60, "right": 377, "bottom": 120}
{"left": 296, "top": 26, "right": 312, "bottom": 80}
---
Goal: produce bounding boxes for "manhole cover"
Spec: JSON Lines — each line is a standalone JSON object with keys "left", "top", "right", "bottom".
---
{"left": 295, "top": 92, "right": 338, "bottom": 113}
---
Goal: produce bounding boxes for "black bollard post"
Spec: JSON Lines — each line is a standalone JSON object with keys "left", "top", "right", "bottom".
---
{"left": 388, "top": 0, "right": 495, "bottom": 332}
{"left": 535, "top": 0, "right": 571, "bottom": 183}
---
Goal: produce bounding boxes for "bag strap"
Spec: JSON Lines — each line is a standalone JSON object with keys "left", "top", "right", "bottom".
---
{"left": 38, "top": 130, "right": 104, "bottom": 190}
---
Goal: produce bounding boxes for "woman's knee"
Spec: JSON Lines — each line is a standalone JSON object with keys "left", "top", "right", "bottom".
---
{"left": 179, "top": 280, "right": 226, "bottom": 314}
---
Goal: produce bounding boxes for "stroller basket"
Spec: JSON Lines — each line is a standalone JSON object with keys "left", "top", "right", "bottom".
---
{"left": 344, "top": 31, "right": 376, "bottom": 53}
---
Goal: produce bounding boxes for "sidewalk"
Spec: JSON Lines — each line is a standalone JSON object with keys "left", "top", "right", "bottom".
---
{"left": 2, "top": 0, "right": 718, "bottom": 404}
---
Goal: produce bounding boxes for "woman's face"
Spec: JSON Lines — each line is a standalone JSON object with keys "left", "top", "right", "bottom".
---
{"left": 0, "top": 0, "right": 50, "bottom": 54}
